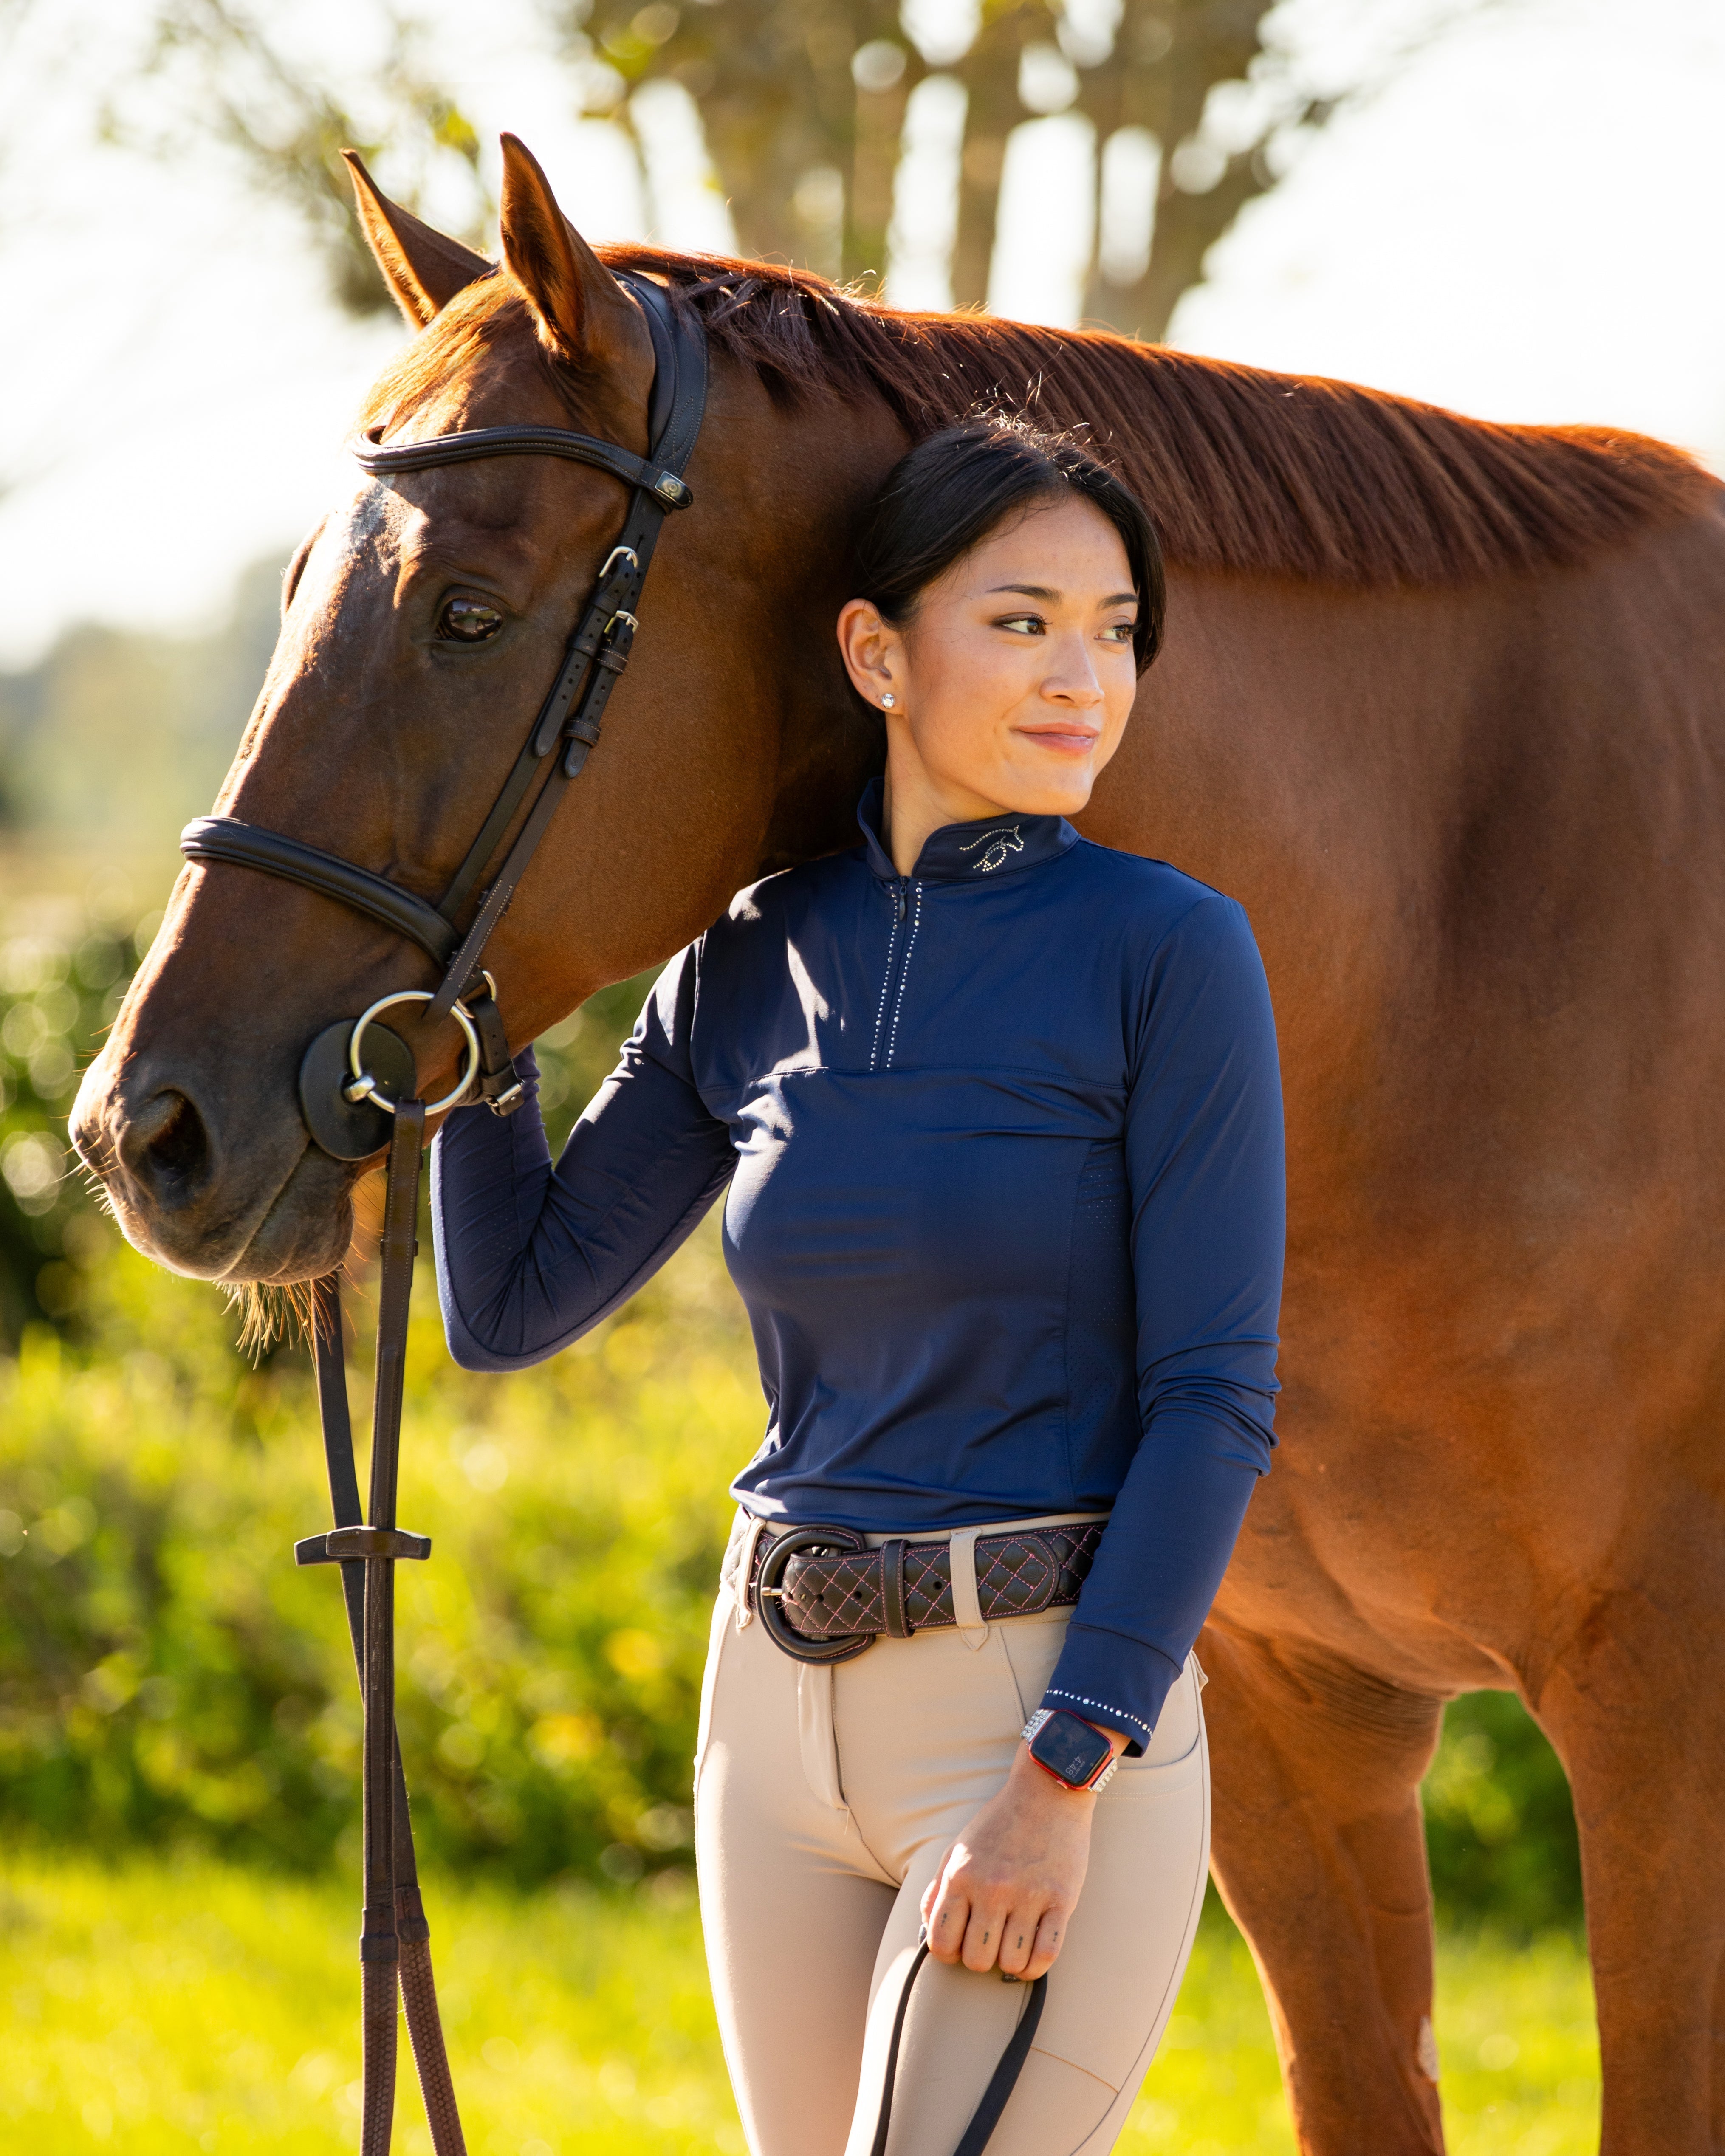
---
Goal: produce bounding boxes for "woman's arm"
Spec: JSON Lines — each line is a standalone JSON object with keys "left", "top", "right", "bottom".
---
{"left": 926, "top": 893, "right": 1284, "bottom": 1973}
{"left": 432, "top": 947, "right": 737, "bottom": 1371}
{"left": 1040, "top": 889, "right": 1285, "bottom": 1749}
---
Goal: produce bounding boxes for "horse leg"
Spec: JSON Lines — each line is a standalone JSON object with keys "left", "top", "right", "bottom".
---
{"left": 1198, "top": 1624, "right": 1447, "bottom": 2154}
{"left": 1534, "top": 1592, "right": 1725, "bottom": 2153}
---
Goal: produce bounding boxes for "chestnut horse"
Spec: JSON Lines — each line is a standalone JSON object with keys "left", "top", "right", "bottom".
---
{"left": 73, "top": 137, "right": 1725, "bottom": 2155}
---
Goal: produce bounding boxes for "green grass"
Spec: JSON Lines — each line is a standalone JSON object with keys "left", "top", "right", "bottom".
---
{"left": 1124, "top": 1911, "right": 1601, "bottom": 2155}
{"left": 0, "top": 1856, "right": 1599, "bottom": 2153}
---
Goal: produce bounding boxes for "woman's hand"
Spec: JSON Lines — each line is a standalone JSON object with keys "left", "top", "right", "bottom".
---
{"left": 920, "top": 1725, "right": 1129, "bottom": 1981}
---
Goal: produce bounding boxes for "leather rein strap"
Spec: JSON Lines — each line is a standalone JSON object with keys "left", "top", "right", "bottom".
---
{"left": 870, "top": 1942, "right": 1049, "bottom": 2156}
{"left": 207, "top": 272, "right": 707, "bottom": 2156}
{"left": 294, "top": 1110, "right": 452, "bottom": 2156}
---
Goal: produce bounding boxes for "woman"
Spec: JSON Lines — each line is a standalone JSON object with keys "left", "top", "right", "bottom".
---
{"left": 433, "top": 418, "right": 1285, "bottom": 2156}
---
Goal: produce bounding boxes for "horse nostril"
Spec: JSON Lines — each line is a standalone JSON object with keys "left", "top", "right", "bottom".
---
{"left": 119, "top": 1089, "right": 212, "bottom": 1197}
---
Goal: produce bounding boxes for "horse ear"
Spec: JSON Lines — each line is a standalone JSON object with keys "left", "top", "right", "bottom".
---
{"left": 497, "top": 132, "right": 640, "bottom": 366}
{"left": 342, "top": 150, "right": 491, "bottom": 326}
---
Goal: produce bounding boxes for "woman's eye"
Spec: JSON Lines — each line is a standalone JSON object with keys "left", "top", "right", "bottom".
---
{"left": 998, "top": 614, "right": 1045, "bottom": 635}
{"left": 439, "top": 597, "right": 505, "bottom": 643}
{"left": 1102, "top": 622, "right": 1136, "bottom": 643}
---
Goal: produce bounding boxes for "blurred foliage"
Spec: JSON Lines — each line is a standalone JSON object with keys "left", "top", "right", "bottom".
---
{"left": 570, "top": 0, "right": 1317, "bottom": 331}
{"left": 0, "top": 557, "right": 280, "bottom": 850}
{"left": 1424, "top": 1690, "right": 1582, "bottom": 1936}
{"left": 103, "top": 0, "right": 488, "bottom": 317}
{"left": 0, "top": 880, "right": 155, "bottom": 1341}
{"left": 44, "top": 0, "right": 1493, "bottom": 343}
{"left": 0, "top": 1105, "right": 745, "bottom": 1889}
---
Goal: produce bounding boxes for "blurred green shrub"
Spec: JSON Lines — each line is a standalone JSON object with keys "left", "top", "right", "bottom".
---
{"left": 0, "top": 1201, "right": 750, "bottom": 1888}
{"left": 1423, "top": 1691, "right": 1582, "bottom": 1933}
{"left": 0, "top": 876, "right": 153, "bottom": 1340}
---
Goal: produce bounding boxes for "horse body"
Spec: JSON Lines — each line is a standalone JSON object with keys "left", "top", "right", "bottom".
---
{"left": 72, "top": 139, "right": 1725, "bottom": 2152}
{"left": 1112, "top": 530, "right": 1725, "bottom": 2144}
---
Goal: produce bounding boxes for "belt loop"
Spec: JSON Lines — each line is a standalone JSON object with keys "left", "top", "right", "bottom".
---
{"left": 881, "top": 1538, "right": 910, "bottom": 1639}
{"left": 735, "top": 1514, "right": 769, "bottom": 1631}
{"left": 949, "top": 1527, "right": 989, "bottom": 1651}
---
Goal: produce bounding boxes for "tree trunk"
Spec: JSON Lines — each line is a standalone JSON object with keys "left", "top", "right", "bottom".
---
{"left": 949, "top": 8, "right": 1050, "bottom": 311}
{"left": 1079, "top": 0, "right": 1276, "bottom": 340}
{"left": 846, "top": 72, "right": 914, "bottom": 284}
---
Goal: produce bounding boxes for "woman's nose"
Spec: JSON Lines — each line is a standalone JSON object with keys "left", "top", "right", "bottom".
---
{"left": 1044, "top": 641, "right": 1104, "bottom": 705}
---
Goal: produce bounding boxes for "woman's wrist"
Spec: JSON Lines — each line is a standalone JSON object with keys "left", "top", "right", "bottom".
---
{"left": 1013, "top": 1716, "right": 1129, "bottom": 1800}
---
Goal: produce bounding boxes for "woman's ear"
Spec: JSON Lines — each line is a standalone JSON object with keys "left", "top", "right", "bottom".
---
{"left": 837, "top": 599, "right": 902, "bottom": 712}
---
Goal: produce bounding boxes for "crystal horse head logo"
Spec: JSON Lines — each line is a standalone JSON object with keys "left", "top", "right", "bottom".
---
{"left": 959, "top": 825, "right": 1025, "bottom": 874}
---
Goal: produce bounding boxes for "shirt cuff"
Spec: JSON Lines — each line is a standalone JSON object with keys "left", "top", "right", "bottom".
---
{"left": 1041, "top": 1623, "right": 1185, "bottom": 1758}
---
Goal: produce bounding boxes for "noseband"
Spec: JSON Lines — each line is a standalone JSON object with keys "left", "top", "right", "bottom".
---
{"left": 180, "top": 269, "right": 708, "bottom": 1152}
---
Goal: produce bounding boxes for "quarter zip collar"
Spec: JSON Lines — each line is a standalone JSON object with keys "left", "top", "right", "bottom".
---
{"left": 855, "top": 779, "right": 1078, "bottom": 886}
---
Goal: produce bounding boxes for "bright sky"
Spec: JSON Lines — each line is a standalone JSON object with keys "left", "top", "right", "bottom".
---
{"left": 1, "top": 0, "right": 1722, "bottom": 670}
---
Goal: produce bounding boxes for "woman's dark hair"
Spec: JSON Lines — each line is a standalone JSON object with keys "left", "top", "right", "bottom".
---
{"left": 852, "top": 417, "right": 1166, "bottom": 672}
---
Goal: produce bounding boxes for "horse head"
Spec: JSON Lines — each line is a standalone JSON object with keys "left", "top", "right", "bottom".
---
{"left": 71, "top": 137, "right": 889, "bottom": 1287}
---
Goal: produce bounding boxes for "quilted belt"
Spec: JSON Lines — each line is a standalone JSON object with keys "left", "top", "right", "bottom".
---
{"left": 746, "top": 1519, "right": 1105, "bottom": 1666}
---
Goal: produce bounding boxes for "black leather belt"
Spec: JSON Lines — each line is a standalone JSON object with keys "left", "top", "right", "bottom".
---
{"left": 748, "top": 1520, "right": 1105, "bottom": 1665}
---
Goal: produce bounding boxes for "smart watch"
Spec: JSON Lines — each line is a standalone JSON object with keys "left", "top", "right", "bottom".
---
{"left": 1022, "top": 1707, "right": 1120, "bottom": 1793}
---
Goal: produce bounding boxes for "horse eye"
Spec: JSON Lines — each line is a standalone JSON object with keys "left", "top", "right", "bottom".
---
{"left": 439, "top": 597, "right": 504, "bottom": 643}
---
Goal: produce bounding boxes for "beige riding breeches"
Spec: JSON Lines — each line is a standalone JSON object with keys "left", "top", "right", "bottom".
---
{"left": 693, "top": 1512, "right": 1211, "bottom": 2156}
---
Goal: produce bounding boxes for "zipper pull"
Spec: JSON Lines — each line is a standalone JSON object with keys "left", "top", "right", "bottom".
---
{"left": 896, "top": 885, "right": 909, "bottom": 924}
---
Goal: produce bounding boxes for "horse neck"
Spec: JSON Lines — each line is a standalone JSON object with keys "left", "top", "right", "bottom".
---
{"left": 716, "top": 371, "right": 901, "bottom": 880}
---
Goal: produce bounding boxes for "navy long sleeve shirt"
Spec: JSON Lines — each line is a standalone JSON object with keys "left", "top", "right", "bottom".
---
{"left": 432, "top": 783, "right": 1285, "bottom": 1749}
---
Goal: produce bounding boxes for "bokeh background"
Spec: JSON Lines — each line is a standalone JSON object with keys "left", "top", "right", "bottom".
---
{"left": 3, "top": 0, "right": 1721, "bottom": 2147}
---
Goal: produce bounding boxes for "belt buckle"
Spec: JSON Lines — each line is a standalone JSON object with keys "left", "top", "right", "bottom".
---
{"left": 755, "top": 1524, "right": 875, "bottom": 1665}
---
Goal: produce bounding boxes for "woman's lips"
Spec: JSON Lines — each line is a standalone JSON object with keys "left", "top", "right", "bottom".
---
{"left": 1016, "top": 726, "right": 1100, "bottom": 754}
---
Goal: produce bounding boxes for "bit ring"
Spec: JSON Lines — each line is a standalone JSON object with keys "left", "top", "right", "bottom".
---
{"left": 346, "top": 991, "right": 480, "bottom": 1117}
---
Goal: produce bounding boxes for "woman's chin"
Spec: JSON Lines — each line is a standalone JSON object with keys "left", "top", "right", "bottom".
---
{"left": 991, "top": 760, "right": 1098, "bottom": 820}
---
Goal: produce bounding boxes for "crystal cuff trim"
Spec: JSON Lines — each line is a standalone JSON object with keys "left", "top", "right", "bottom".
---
{"left": 1042, "top": 1687, "right": 1152, "bottom": 1744}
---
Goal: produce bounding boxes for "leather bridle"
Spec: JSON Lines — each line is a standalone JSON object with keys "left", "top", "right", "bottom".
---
{"left": 181, "top": 270, "right": 708, "bottom": 1158}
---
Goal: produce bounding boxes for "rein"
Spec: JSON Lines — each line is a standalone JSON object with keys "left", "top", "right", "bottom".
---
{"left": 179, "top": 268, "right": 1040, "bottom": 2154}
{"left": 181, "top": 271, "right": 708, "bottom": 2156}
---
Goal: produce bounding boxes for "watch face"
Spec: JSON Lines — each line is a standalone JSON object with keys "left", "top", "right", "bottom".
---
{"left": 1030, "top": 1710, "right": 1112, "bottom": 1788}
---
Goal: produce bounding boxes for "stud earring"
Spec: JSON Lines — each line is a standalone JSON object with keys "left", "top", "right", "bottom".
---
{"left": 881, "top": 692, "right": 895, "bottom": 708}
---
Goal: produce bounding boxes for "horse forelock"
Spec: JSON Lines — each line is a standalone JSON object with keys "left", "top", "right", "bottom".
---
{"left": 356, "top": 274, "right": 603, "bottom": 440}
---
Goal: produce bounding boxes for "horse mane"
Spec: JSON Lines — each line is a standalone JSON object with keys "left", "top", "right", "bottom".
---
{"left": 368, "top": 244, "right": 1716, "bottom": 590}
{"left": 584, "top": 244, "right": 1715, "bottom": 590}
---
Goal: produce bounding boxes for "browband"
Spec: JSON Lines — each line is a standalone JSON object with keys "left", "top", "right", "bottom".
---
{"left": 350, "top": 422, "right": 694, "bottom": 510}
